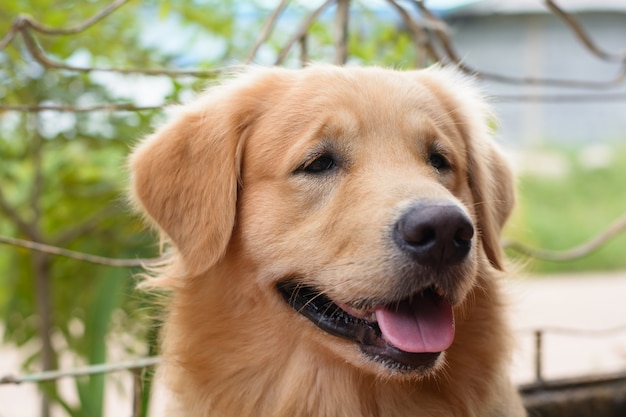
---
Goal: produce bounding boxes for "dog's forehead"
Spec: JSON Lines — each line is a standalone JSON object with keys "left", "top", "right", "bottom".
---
{"left": 242, "top": 68, "right": 468, "bottom": 175}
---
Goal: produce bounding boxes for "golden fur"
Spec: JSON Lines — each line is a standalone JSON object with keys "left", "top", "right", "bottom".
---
{"left": 130, "top": 65, "right": 526, "bottom": 417}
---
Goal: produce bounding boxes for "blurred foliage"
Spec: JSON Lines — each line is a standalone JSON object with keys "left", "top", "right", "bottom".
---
{"left": 505, "top": 146, "right": 626, "bottom": 273}
{"left": 0, "top": 1, "right": 162, "bottom": 415}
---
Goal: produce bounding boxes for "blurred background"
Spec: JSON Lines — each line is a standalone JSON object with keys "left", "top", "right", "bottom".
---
{"left": 1, "top": 0, "right": 625, "bottom": 416}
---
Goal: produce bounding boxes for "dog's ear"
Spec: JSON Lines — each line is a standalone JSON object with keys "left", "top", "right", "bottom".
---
{"left": 467, "top": 140, "right": 515, "bottom": 271}
{"left": 129, "top": 70, "right": 280, "bottom": 275}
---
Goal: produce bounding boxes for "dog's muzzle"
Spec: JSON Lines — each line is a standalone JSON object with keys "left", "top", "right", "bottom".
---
{"left": 277, "top": 201, "right": 474, "bottom": 372}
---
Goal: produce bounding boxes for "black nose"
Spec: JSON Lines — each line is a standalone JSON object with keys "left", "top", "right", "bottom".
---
{"left": 394, "top": 202, "right": 474, "bottom": 267}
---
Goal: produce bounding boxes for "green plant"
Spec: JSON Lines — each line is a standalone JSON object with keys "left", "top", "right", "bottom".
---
{"left": 505, "top": 146, "right": 626, "bottom": 273}
{"left": 0, "top": 1, "right": 236, "bottom": 415}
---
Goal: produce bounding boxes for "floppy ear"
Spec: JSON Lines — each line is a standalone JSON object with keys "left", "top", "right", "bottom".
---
{"left": 467, "top": 140, "right": 516, "bottom": 271}
{"left": 129, "top": 70, "right": 275, "bottom": 275}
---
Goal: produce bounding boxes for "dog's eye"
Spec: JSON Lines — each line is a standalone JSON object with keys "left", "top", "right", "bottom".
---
{"left": 303, "top": 154, "right": 336, "bottom": 174}
{"left": 429, "top": 153, "right": 450, "bottom": 171}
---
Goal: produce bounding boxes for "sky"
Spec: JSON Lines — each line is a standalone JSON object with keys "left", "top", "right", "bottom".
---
{"left": 252, "top": 0, "right": 482, "bottom": 13}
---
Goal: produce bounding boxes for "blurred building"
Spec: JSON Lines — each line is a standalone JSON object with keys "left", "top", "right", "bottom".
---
{"left": 436, "top": 0, "right": 626, "bottom": 147}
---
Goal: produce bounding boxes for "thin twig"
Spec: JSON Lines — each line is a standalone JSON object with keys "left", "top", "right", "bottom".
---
{"left": 0, "top": 19, "right": 21, "bottom": 50}
{"left": 0, "top": 103, "right": 163, "bottom": 113}
{"left": 503, "top": 213, "right": 626, "bottom": 262}
{"left": 0, "top": 188, "right": 36, "bottom": 240}
{"left": 244, "top": 0, "right": 290, "bottom": 64}
{"left": 299, "top": 34, "right": 309, "bottom": 65}
{"left": 2, "top": 2, "right": 221, "bottom": 77}
{"left": 412, "top": 0, "right": 626, "bottom": 89}
{"left": 21, "top": 0, "right": 129, "bottom": 36}
{"left": 131, "top": 368, "right": 143, "bottom": 417}
{"left": 334, "top": 0, "right": 350, "bottom": 65}
{"left": 18, "top": 27, "right": 222, "bottom": 77}
{"left": 545, "top": 0, "right": 626, "bottom": 63}
{"left": 275, "top": 0, "right": 335, "bottom": 65}
{"left": 0, "top": 235, "right": 159, "bottom": 267}
{"left": 0, "top": 357, "right": 160, "bottom": 385}
{"left": 494, "top": 93, "right": 626, "bottom": 103}
{"left": 387, "top": 0, "right": 440, "bottom": 67}
{"left": 518, "top": 323, "right": 626, "bottom": 336}
{"left": 0, "top": 0, "right": 129, "bottom": 50}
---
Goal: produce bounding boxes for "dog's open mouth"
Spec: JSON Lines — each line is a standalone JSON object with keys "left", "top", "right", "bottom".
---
{"left": 277, "top": 281, "right": 455, "bottom": 372}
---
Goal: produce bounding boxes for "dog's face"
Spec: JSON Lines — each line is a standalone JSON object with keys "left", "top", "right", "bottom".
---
{"left": 130, "top": 66, "right": 514, "bottom": 380}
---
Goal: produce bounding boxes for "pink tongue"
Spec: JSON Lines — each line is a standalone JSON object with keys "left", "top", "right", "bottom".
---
{"left": 375, "top": 293, "right": 455, "bottom": 353}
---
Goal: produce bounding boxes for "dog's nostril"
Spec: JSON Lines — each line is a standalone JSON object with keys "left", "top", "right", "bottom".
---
{"left": 454, "top": 223, "right": 474, "bottom": 245}
{"left": 402, "top": 225, "right": 436, "bottom": 247}
{"left": 395, "top": 202, "right": 474, "bottom": 267}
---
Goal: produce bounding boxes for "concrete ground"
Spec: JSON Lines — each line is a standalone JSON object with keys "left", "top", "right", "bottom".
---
{"left": 508, "top": 270, "right": 626, "bottom": 384}
{"left": 1, "top": 271, "right": 626, "bottom": 416}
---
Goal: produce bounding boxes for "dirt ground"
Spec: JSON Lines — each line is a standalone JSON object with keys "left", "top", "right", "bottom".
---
{"left": 1, "top": 271, "right": 625, "bottom": 416}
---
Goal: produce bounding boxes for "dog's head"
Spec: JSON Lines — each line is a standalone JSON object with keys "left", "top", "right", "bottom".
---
{"left": 130, "top": 65, "right": 515, "bottom": 378}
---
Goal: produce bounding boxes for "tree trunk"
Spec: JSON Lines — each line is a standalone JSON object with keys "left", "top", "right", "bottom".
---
{"left": 32, "top": 250, "right": 54, "bottom": 417}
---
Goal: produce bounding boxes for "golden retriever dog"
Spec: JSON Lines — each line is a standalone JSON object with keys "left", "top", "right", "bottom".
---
{"left": 129, "top": 65, "right": 526, "bottom": 417}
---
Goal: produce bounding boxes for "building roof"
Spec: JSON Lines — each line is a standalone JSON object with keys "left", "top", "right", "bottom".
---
{"left": 432, "top": 0, "right": 626, "bottom": 16}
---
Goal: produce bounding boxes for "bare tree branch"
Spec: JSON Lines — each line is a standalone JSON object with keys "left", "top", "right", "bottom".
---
{"left": 494, "top": 92, "right": 626, "bottom": 103}
{"left": 274, "top": 0, "right": 335, "bottom": 65}
{"left": 131, "top": 368, "right": 144, "bottom": 417}
{"left": 334, "top": 0, "right": 350, "bottom": 65}
{"left": 18, "top": 27, "right": 222, "bottom": 77}
{"left": 0, "top": 18, "right": 21, "bottom": 50}
{"left": 503, "top": 213, "right": 626, "bottom": 262}
{"left": 545, "top": 0, "right": 626, "bottom": 63}
{"left": 0, "top": 0, "right": 129, "bottom": 50}
{"left": 299, "top": 34, "right": 309, "bottom": 65}
{"left": 0, "top": 357, "right": 160, "bottom": 385}
{"left": 24, "top": 0, "right": 129, "bottom": 36}
{"left": 387, "top": 0, "right": 440, "bottom": 67}
{"left": 412, "top": 0, "right": 626, "bottom": 89}
{"left": 0, "top": 103, "right": 163, "bottom": 113}
{"left": 0, "top": 188, "right": 37, "bottom": 240}
{"left": 244, "top": 0, "right": 290, "bottom": 64}
{"left": 518, "top": 323, "right": 626, "bottom": 336}
{"left": 29, "top": 119, "right": 44, "bottom": 239}
{"left": 0, "top": 235, "right": 159, "bottom": 267}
